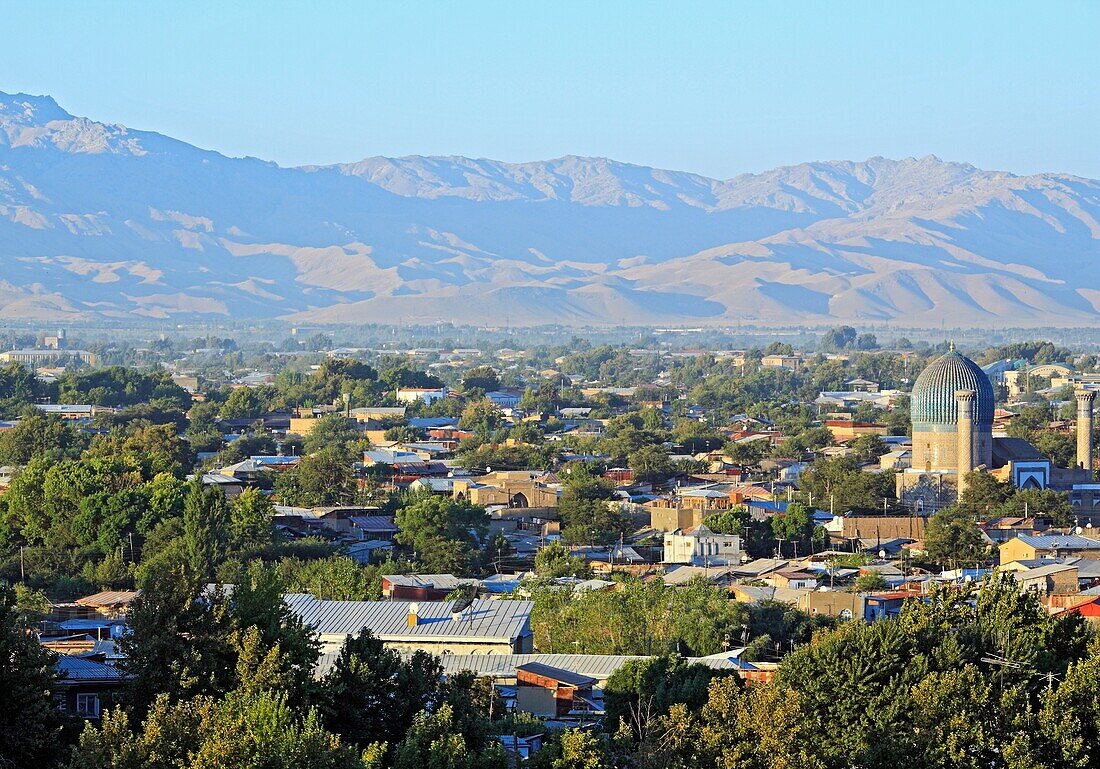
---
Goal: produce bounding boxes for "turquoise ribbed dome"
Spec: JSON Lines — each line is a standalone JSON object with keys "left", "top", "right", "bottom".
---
{"left": 911, "top": 349, "right": 995, "bottom": 428}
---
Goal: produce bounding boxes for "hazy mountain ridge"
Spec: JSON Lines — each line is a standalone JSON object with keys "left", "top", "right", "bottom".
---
{"left": 0, "top": 91, "right": 1098, "bottom": 326}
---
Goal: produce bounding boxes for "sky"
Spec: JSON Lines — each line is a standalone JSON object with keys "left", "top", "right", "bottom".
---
{"left": 3, "top": 1, "right": 1098, "bottom": 178}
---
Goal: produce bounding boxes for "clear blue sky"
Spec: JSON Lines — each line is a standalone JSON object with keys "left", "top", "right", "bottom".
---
{"left": 4, "top": 1, "right": 1098, "bottom": 177}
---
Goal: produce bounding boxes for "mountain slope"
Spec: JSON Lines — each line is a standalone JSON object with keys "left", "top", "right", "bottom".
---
{"left": 1, "top": 91, "right": 1098, "bottom": 326}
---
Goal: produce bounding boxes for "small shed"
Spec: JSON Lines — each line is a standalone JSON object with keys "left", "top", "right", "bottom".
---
{"left": 515, "top": 661, "right": 597, "bottom": 718}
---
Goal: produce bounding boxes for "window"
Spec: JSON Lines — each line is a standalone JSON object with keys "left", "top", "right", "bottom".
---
{"left": 76, "top": 693, "right": 100, "bottom": 718}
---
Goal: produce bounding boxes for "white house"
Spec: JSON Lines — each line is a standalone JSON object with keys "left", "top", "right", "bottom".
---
{"left": 485, "top": 390, "right": 522, "bottom": 409}
{"left": 663, "top": 524, "right": 742, "bottom": 566}
{"left": 396, "top": 387, "right": 448, "bottom": 405}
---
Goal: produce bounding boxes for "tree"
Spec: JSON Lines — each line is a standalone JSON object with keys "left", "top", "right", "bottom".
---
{"left": 854, "top": 572, "right": 887, "bottom": 592}
{"left": 458, "top": 399, "right": 504, "bottom": 438}
{"left": 956, "top": 472, "right": 1012, "bottom": 518}
{"left": 775, "top": 619, "right": 926, "bottom": 767}
{"left": 183, "top": 479, "right": 230, "bottom": 580}
{"left": 394, "top": 495, "right": 489, "bottom": 574}
{"left": 527, "top": 578, "right": 745, "bottom": 656}
{"left": 533, "top": 541, "right": 592, "bottom": 579}
{"left": 909, "top": 664, "right": 1030, "bottom": 769}
{"left": 549, "top": 729, "right": 611, "bottom": 769}
{"left": 604, "top": 655, "right": 731, "bottom": 742}
{"left": 392, "top": 704, "right": 506, "bottom": 769}
{"left": 856, "top": 333, "right": 879, "bottom": 350}
{"left": 185, "top": 400, "right": 224, "bottom": 452}
{"left": 218, "top": 387, "right": 267, "bottom": 420}
{"left": 0, "top": 362, "right": 39, "bottom": 418}
{"left": 820, "top": 326, "right": 858, "bottom": 352}
{"left": 319, "top": 629, "right": 442, "bottom": 750}
{"left": 229, "top": 487, "right": 275, "bottom": 551}
{"left": 799, "top": 455, "right": 894, "bottom": 514}
{"left": 276, "top": 448, "right": 355, "bottom": 507}
{"left": 851, "top": 434, "right": 887, "bottom": 463}
{"left": 923, "top": 505, "right": 988, "bottom": 569}
{"left": 771, "top": 502, "right": 815, "bottom": 556}
{"left": 0, "top": 585, "right": 66, "bottom": 768}
{"left": 628, "top": 444, "right": 672, "bottom": 483}
{"left": 462, "top": 366, "right": 501, "bottom": 394}
{"left": 120, "top": 564, "right": 235, "bottom": 717}
{"left": 998, "top": 487, "right": 1074, "bottom": 527}
{"left": 145, "top": 472, "right": 188, "bottom": 531}
{"left": 305, "top": 414, "right": 364, "bottom": 459}
{"left": 274, "top": 556, "right": 383, "bottom": 601}
{"left": 558, "top": 475, "right": 629, "bottom": 546}
{"left": 228, "top": 564, "right": 319, "bottom": 705}
{"left": 83, "top": 422, "right": 194, "bottom": 478}
{"left": 1038, "top": 647, "right": 1100, "bottom": 769}
{"left": 57, "top": 367, "right": 190, "bottom": 410}
{"left": 0, "top": 411, "right": 85, "bottom": 465}
{"left": 703, "top": 506, "right": 750, "bottom": 535}
{"left": 659, "top": 677, "right": 825, "bottom": 769}
{"left": 72, "top": 690, "right": 365, "bottom": 769}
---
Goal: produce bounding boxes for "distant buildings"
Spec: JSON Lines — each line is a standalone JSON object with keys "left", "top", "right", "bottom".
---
{"left": 0, "top": 348, "right": 97, "bottom": 366}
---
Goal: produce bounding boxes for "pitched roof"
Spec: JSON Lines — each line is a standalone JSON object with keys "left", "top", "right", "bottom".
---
{"left": 75, "top": 590, "right": 139, "bottom": 608}
{"left": 348, "top": 516, "right": 399, "bottom": 533}
{"left": 1015, "top": 534, "right": 1100, "bottom": 550}
{"left": 286, "top": 595, "right": 532, "bottom": 643}
{"left": 55, "top": 655, "right": 130, "bottom": 683}
{"left": 516, "top": 661, "right": 596, "bottom": 687}
{"left": 383, "top": 574, "right": 478, "bottom": 590}
{"left": 1013, "top": 563, "right": 1077, "bottom": 580}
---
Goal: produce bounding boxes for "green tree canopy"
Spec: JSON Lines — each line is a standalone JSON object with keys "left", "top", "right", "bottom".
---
{"left": 394, "top": 495, "right": 489, "bottom": 574}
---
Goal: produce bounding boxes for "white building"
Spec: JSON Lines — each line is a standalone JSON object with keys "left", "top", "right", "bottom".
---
{"left": 663, "top": 524, "right": 742, "bottom": 566}
{"left": 396, "top": 387, "right": 448, "bottom": 404}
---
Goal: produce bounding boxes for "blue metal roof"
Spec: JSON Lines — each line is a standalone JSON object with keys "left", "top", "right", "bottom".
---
{"left": 1016, "top": 534, "right": 1100, "bottom": 550}
{"left": 55, "top": 655, "right": 130, "bottom": 683}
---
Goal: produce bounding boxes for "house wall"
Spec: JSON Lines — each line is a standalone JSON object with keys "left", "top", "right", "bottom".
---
{"left": 289, "top": 417, "right": 318, "bottom": 436}
{"left": 999, "top": 539, "right": 1039, "bottom": 564}
{"left": 798, "top": 590, "right": 864, "bottom": 619}
{"left": 837, "top": 516, "right": 926, "bottom": 541}
{"left": 516, "top": 687, "right": 559, "bottom": 718}
{"left": 649, "top": 506, "right": 702, "bottom": 533}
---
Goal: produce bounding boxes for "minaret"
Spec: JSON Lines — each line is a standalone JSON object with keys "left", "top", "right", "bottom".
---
{"left": 956, "top": 389, "right": 976, "bottom": 495}
{"left": 1076, "top": 389, "right": 1095, "bottom": 471}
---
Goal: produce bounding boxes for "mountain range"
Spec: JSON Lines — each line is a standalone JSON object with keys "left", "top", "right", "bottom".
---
{"left": 1, "top": 91, "right": 1098, "bottom": 327}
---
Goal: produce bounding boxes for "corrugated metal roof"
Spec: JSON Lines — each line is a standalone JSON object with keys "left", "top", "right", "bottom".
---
{"left": 286, "top": 595, "right": 533, "bottom": 643}
{"left": 516, "top": 661, "right": 596, "bottom": 687}
{"left": 403, "top": 652, "right": 740, "bottom": 681}
{"left": 433, "top": 653, "right": 650, "bottom": 681}
{"left": 1017, "top": 535, "right": 1100, "bottom": 549}
{"left": 75, "top": 590, "right": 139, "bottom": 607}
{"left": 55, "top": 655, "right": 130, "bottom": 682}
{"left": 384, "top": 574, "right": 478, "bottom": 590}
{"left": 348, "top": 516, "right": 399, "bottom": 532}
